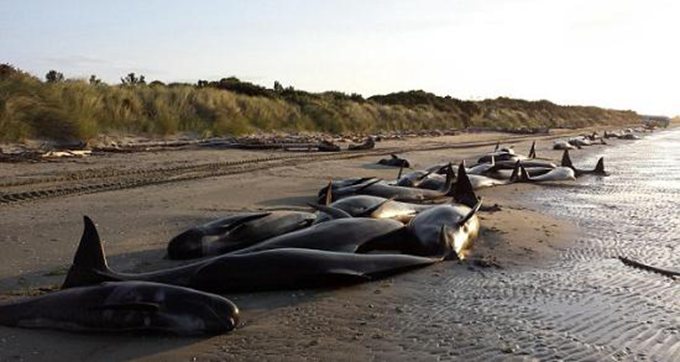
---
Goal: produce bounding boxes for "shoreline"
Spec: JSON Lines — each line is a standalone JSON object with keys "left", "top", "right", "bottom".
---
{"left": 0, "top": 126, "right": 660, "bottom": 360}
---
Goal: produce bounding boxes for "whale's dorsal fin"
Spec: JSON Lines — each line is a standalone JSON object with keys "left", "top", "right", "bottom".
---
{"left": 594, "top": 157, "right": 606, "bottom": 175}
{"left": 62, "top": 216, "right": 116, "bottom": 289}
{"left": 528, "top": 141, "right": 536, "bottom": 159}
{"left": 561, "top": 150, "right": 574, "bottom": 169}
{"left": 396, "top": 164, "right": 404, "bottom": 181}
{"left": 324, "top": 180, "right": 333, "bottom": 205}
{"left": 449, "top": 161, "right": 478, "bottom": 208}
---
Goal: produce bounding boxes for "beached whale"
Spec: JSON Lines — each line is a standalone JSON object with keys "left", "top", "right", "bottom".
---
{"left": 412, "top": 173, "right": 449, "bottom": 190}
{"left": 484, "top": 166, "right": 553, "bottom": 180}
{"left": 358, "top": 201, "right": 482, "bottom": 260}
{"left": 313, "top": 195, "right": 432, "bottom": 223}
{"left": 324, "top": 162, "right": 478, "bottom": 208}
{"left": 227, "top": 217, "right": 406, "bottom": 255}
{"left": 477, "top": 141, "right": 536, "bottom": 164}
{"left": 568, "top": 137, "right": 592, "bottom": 147}
{"left": 619, "top": 133, "right": 640, "bottom": 140}
{"left": 393, "top": 164, "right": 451, "bottom": 190}
{"left": 560, "top": 150, "right": 608, "bottom": 177}
{"left": 605, "top": 130, "right": 641, "bottom": 140}
{"left": 517, "top": 164, "right": 576, "bottom": 182}
{"left": 167, "top": 211, "right": 316, "bottom": 260}
{"left": 0, "top": 281, "right": 239, "bottom": 335}
{"left": 461, "top": 159, "right": 522, "bottom": 188}
{"left": 61, "top": 217, "right": 440, "bottom": 293}
{"left": 317, "top": 177, "right": 381, "bottom": 204}
{"left": 491, "top": 159, "right": 557, "bottom": 169}
{"left": 395, "top": 168, "right": 439, "bottom": 188}
{"left": 378, "top": 154, "right": 410, "bottom": 168}
{"left": 553, "top": 140, "right": 578, "bottom": 150}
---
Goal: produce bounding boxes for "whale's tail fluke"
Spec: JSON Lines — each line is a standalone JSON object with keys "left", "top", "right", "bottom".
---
{"left": 62, "top": 216, "right": 116, "bottom": 289}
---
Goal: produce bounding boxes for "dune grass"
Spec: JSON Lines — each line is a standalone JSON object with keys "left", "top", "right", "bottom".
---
{"left": 0, "top": 65, "right": 641, "bottom": 142}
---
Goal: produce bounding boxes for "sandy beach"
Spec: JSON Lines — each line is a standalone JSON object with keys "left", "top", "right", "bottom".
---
{"left": 0, "top": 125, "right": 676, "bottom": 361}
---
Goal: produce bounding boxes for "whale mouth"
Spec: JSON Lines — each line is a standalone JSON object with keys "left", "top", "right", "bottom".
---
{"left": 227, "top": 317, "right": 238, "bottom": 330}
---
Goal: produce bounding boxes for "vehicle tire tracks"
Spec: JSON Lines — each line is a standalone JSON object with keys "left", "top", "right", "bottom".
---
{"left": 0, "top": 132, "right": 593, "bottom": 206}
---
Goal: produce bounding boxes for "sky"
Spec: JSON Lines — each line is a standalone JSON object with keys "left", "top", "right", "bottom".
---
{"left": 1, "top": 0, "right": 678, "bottom": 116}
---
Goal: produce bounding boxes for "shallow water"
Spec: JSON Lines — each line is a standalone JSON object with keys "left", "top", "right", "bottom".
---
{"left": 387, "top": 129, "right": 680, "bottom": 361}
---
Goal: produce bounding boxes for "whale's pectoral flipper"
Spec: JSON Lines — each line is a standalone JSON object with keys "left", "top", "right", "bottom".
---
{"left": 359, "top": 197, "right": 397, "bottom": 218}
{"left": 62, "top": 216, "right": 117, "bottom": 289}
{"left": 518, "top": 165, "right": 531, "bottom": 182}
{"left": 458, "top": 198, "right": 483, "bottom": 227}
{"left": 357, "top": 178, "right": 382, "bottom": 191}
{"left": 308, "top": 203, "right": 352, "bottom": 220}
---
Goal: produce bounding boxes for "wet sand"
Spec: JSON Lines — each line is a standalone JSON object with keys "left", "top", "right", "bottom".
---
{"left": 0, "top": 126, "right": 675, "bottom": 361}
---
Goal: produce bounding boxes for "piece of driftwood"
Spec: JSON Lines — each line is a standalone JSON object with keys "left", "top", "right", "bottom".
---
{"left": 618, "top": 256, "right": 679, "bottom": 278}
{"left": 42, "top": 150, "right": 92, "bottom": 158}
{"left": 348, "top": 137, "right": 375, "bottom": 151}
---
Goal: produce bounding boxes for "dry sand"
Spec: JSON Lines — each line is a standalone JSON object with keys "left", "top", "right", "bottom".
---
{"left": 0, "top": 127, "right": 630, "bottom": 361}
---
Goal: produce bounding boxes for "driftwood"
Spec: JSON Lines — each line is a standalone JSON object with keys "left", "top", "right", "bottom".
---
{"left": 233, "top": 140, "right": 341, "bottom": 152}
{"left": 618, "top": 256, "right": 679, "bottom": 279}
{"left": 348, "top": 137, "right": 375, "bottom": 151}
{"left": 42, "top": 150, "right": 92, "bottom": 158}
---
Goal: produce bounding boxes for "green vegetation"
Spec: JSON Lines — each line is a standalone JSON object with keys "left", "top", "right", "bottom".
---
{"left": 0, "top": 64, "right": 641, "bottom": 142}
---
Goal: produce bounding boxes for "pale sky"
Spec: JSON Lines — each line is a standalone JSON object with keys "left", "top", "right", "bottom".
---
{"left": 1, "top": 0, "right": 678, "bottom": 116}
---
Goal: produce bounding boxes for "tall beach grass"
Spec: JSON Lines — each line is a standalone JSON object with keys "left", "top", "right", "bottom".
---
{"left": 0, "top": 65, "right": 641, "bottom": 142}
